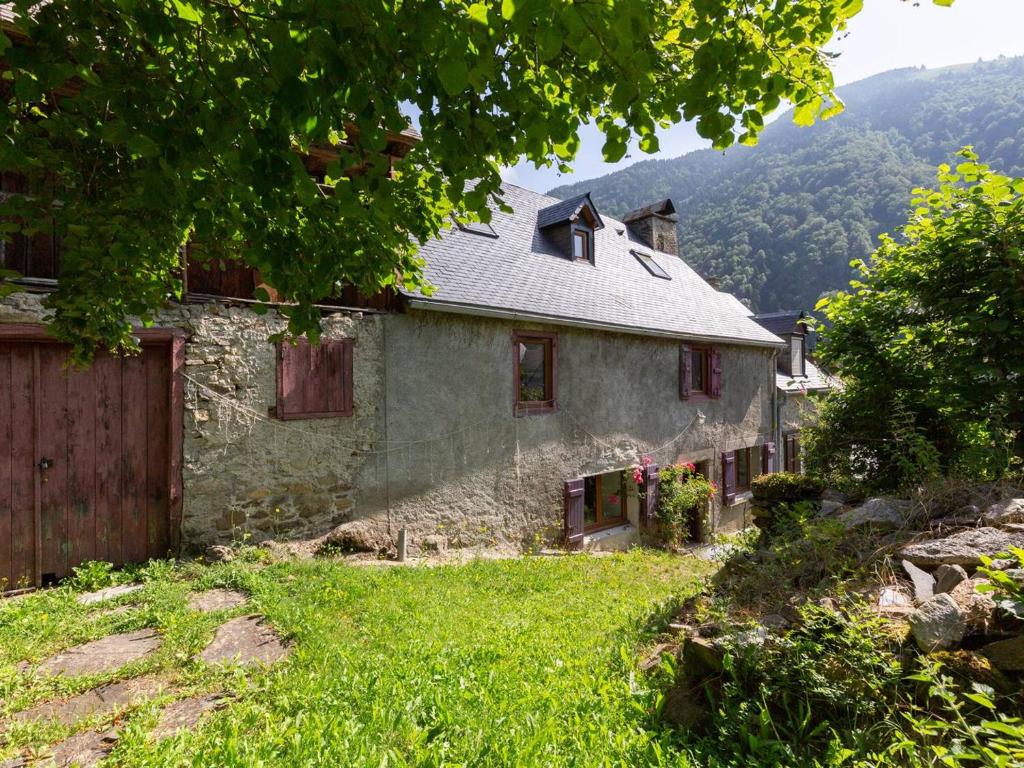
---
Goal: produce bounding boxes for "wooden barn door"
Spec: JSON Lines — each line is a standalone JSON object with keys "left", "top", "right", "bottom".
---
{"left": 0, "top": 333, "right": 182, "bottom": 590}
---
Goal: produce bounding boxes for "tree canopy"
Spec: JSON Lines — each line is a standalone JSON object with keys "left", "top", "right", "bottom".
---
{"left": 0, "top": 0, "right": 880, "bottom": 359}
{"left": 805, "top": 149, "right": 1024, "bottom": 490}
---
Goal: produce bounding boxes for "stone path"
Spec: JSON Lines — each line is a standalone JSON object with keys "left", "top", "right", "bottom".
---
{"left": 76, "top": 584, "right": 143, "bottom": 606}
{"left": 0, "top": 728, "right": 118, "bottom": 768}
{"left": 33, "top": 629, "right": 162, "bottom": 677}
{"left": 198, "top": 615, "right": 290, "bottom": 667}
{"left": 187, "top": 588, "right": 248, "bottom": 613}
{"left": 150, "top": 694, "right": 227, "bottom": 739}
{"left": 13, "top": 676, "right": 166, "bottom": 726}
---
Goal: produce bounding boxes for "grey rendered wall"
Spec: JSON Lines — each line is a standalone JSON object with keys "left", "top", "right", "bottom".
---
{"left": 0, "top": 291, "right": 776, "bottom": 551}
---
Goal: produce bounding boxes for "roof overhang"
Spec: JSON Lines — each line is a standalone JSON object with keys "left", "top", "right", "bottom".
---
{"left": 405, "top": 297, "right": 787, "bottom": 349}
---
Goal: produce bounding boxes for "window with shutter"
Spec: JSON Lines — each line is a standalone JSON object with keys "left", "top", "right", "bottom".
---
{"left": 642, "top": 463, "right": 660, "bottom": 528}
{"left": 679, "top": 345, "right": 692, "bottom": 399}
{"left": 785, "top": 433, "right": 801, "bottom": 473}
{"left": 762, "top": 441, "right": 776, "bottom": 474}
{"left": 681, "top": 344, "right": 713, "bottom": 399}
{"left": 564, "top": 478, "right": 585, "bottom": 550}
{"left": 721, "top": 451, "right": 736, "bottom": 506}
{"left": 276, "top": 338, "right": 353, "bottom": 419}
{"left": 709, "top": 348, "right": 722, "bottom": 398}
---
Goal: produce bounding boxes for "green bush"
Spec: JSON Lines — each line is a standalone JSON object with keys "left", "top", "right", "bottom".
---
{"left": 657, "top": 463, "right": 714, "bottom": 545}
{"left": 750, "top": 472, "right": 825, "bottom": 503}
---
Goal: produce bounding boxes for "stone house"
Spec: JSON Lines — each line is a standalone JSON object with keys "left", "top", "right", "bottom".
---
{"left": 1, "top": 171, "right": 796, "bottom": 589}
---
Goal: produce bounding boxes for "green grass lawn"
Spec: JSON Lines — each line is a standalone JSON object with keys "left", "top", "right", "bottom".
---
{"left": 0, "top": 550, "right": 710, "bottom": 767}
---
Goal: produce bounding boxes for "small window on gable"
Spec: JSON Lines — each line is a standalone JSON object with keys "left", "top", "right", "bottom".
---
{"left": 573, "top": 229, "right": 590, "bottom": 262}
{"left": 514, "top": 331, "right": 557, "bottom": 415}
{"left": 790, "top": 336, "right": 804, "bottom": 377}
{"left": 631, "top": 250, "right": 671, "bottom": 279}
{"left": 276, "top": 338, "right": 353, "bottom": 419}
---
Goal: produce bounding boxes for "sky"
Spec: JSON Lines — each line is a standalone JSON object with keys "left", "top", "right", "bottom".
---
{"left": 503, "top": 0, "right": 1024, "bottom": 193}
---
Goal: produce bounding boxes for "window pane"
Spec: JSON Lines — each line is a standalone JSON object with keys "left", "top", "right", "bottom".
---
{"left": 692, "top": 349, "right": 706, "bottom": 392}
{"left": 736, "top": 448, "right": 749, "bottom": 489}
{"left": 602, "top": 471, "right": 624, "bottom": 522}
{"left": 518, "top": 340, "right": 548, "bottom": 403}
{"left": 573, "top": 231, "right": 586, "bottom": 260}
{"left": 790, "top": 336, "right": 802, "bottom": 375}
{"left": 583, "top": 476, "right": 598, "bottom": 526}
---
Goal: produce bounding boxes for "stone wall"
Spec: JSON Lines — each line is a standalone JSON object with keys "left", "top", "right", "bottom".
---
{"left": 0, "top": 291, "right": 776, "bottom": 552}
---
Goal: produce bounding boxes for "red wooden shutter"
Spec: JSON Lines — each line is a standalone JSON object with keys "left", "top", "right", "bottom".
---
{"left": 564, "top": 479, "right": 585, "bottom": 550}
{"left": 721, "top": 451, "right": 736, "bottom": 506}
{"left": 642, "top": 463, "right": 660, "bottom": 528}
{"left": 277, "top": 339, "right": 353, "bottom": 419}
{"left": 710, "top": 348, "right": 722, "bottom": 398}
{"left": 679, "top": 345, "right": 692, "bottom": 400}
{"left": 762, "top": 441, "right": 776, "bottom": 474}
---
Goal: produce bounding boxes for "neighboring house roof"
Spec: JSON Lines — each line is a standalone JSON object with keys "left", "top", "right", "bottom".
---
{"left": 403, "top": 184, "right": 784, "bottom": 348}
{"left": 776, "top": 359, "right": 837, "bottom": 393}
{"left": 751, "top": 310, "right": 808, "bottom": 337}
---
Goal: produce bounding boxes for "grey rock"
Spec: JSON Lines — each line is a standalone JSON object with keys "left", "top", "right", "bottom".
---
{"left": 817, "top": 500, "right": 843, "bottom": 518}
{"left": 909, "top": 594, "right": 967, "bottom": 651}
{"left": 902, "top": 559, "right": 935, "bottom": 603}
{"left": 13, "top": 675, "right": 166, "bottom": 726}
{"left": 821, "top": 489, "right": 847, "bottom": 503}
{"left": 198, "top": 615, "right": 289, "bottom": 667}
{"left": 878, "top": 587, "right": 912, "bottom": 609}
{"left": 983, "top": 498, "right": 1024, "bottom": 527}
{"left": 934, "top": 564, "right": 969, "bottom": 594}
{"left": 949, "top": 578, "right": 996, "bottom": 630}
{"left": 900, "top": 527, "right": 1024, "bottom": 567}
{"left": 760, "top": 613, "right": 790, "bottom": 632}
{"left": 422, "top": 534, "right": 448, "bottom": 553}
{"left": 980, "top": 635, "right": 1024, "bottom": 673}
{"left": 187, "top": 588, "right": 248, "bottom": 613}
{"left": 204, "top": 544, "right": 234, "bottom": 563}
{"left": 151, "top": 694, "right": 227, "bottom": 739}
{"left": 839, "top": 497, "right": 908, "bottom": 530}
{"left": 77, "top": 584, "right": 143, "bottom": 606}
{"left": 35, "top": 629, "right": 162, "bottom": 677}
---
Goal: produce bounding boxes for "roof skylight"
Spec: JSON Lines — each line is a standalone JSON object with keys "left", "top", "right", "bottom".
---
{"left": 631, "top": 250, "right": 671, "bottom": 280}
{"left": 454, "top": 218, "right": 498, "bottom": 238}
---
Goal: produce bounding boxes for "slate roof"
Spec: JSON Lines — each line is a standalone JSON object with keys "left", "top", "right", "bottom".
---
{"left": 402, "top": 184, "right": 784, "bottom": 348}
{"left": 776, "top": 360, "right": 837, "bottom": 393}
{"left": 535, "top": 192, "right": 605, "bottom": 230}
{"left": 752, "top": 310, "right": 807, "bottom": 337}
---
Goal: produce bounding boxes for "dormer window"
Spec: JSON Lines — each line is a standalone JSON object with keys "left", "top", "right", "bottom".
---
{"left": 537, "top": 192, "right": 604, "bottom": 263}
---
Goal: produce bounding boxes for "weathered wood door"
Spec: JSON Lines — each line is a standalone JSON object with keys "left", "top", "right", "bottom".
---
{"left": 0, "top": 337, "right": 180, "bottom": 590}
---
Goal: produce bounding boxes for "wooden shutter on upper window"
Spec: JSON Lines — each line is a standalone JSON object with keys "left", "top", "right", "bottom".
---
{"left": 762, "top": 441, "right": 776, "bottom": 474}
{"left": 642, "top": 464, "right": 660, "bottom": 528}
{"left": 564, "top": 479, "right": 585, "bottom": 550}
{"left": 709, "top": 348, "right": 722, "bottom": 398}
{"left": 276, "top": 338, "right": 353, "bottom": 419}
{"left": 721, "top": 451, "right": 736, "bottom": 506}
{"left": 679, "top": 345, "right": 692, "bottom": 400}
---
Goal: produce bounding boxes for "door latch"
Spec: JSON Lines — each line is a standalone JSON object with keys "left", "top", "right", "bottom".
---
{"left": 37, "top": 457, "right": 53, "bottom": 471}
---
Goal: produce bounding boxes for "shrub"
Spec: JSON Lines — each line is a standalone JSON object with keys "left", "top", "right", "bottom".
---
{"left": 750, "top": 472, "right": 825, "bottom": 503}
{"left": 656, "top": 463, "right": 715, "bottom": 545}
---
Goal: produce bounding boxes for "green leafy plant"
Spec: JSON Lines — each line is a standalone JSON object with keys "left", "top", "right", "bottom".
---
{"left": 750, "top": 472, "right": 825, "bottom": 503}
{"left": 656, "top": 462, "right": 714, "bottom": 545}
{"left": 67, "top": 560, "right": 117, "bottom": 591}
{"left": 977, "top": 547, "right": 1024, "bottom": 620}
{"left": 810, "top": 150, "right": 1024, "bottom": 490}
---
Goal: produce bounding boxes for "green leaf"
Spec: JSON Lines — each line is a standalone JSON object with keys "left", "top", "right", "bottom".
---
{"left": 501, "top": 0, "right": 516, "bottom": 20}
{"left": 171, "top": 0, "right": 203, "bottom": 23}
{"left": 437, "top": 57, "right": 468, "bottom": 96}
{"left": 467, "top": 3, "right": 489, "bottom": 26}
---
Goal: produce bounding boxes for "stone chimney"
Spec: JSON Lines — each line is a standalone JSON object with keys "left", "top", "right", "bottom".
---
{"left": 622, "top": 199, "right": 679, "bottom": 256}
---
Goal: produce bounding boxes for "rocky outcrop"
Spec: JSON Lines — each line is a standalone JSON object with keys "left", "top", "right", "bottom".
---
{"left": 980, "top": 635, "right": 1024, "bottom": 672}
{"left": 839, "top": 497, "right": 908, "bottom": 530}
{"left": 908, "top": 594, "right": 966, "bottom": 652}
{"left": 322, "top": 519, "right": 392, "bottom": 554}
{"left": 899, "top": 527, "right": 1024, "bottom": 567}
{"left": 901, "top": 560, "right": 935, "bottom": 603}
{"left": 934, "top": 564, "right": 968, "bottom": 594}
{"left": 983, "top": 498, "right": 1024, "bottom": 527}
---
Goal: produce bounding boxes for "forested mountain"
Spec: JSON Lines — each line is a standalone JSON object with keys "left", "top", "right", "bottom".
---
{"left": 548, "top": 57, "right": 1024, "bottom": 312}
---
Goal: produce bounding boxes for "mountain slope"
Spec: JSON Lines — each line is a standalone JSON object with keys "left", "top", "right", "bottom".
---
{"left": 548, "top": 57, "right": 1024, "bottom": 312}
